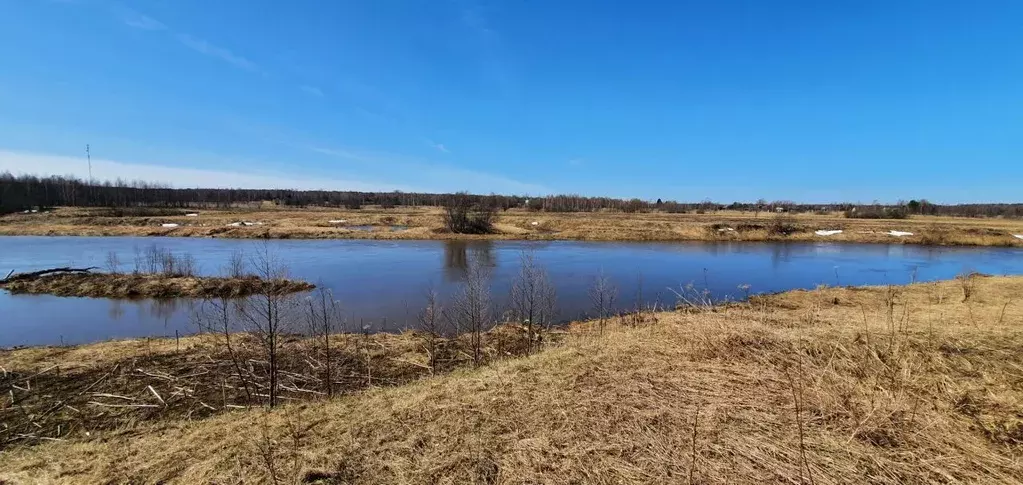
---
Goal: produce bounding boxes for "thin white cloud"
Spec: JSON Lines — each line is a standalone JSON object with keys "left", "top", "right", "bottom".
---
{"left": 0, "top": 150, "right": 410, "bottom": 192}
{"left": 173, "top": 33, "right": 260, "bottom": 72}
{"left": 123, "top": 14, "right": 166, "bottom": 31}
{"left": 118, "top": 9, "right": 261, "bottom": 73}
{"left": 306, "top": 146, "right": 369, "bottom": 161}
{"left": 300, "top": 85, "right": 324, "bottom": 97}
{"left": 424, "top": 138, "right": 450, "bottom": 153}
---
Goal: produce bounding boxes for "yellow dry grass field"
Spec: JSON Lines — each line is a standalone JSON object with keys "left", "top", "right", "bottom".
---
{"left": 2, "top": 206, "right": 1022, "bottom": 246}
{"left": 1, "top": 276, "right": 1022, "bottom": 484}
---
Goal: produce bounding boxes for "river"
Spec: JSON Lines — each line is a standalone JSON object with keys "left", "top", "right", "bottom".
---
{"left": 2, "top": 236, "right": 1022, "bottom": 347}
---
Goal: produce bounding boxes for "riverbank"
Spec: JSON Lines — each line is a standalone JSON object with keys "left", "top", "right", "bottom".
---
{"left": 3, "top": 206, "right": 1023, "bottom": 246}
{"left": 0, "top": 270, "right": 314, "bottom": 299}
{"left": 2, "top": 275, "right": 1021, "bottom": 483}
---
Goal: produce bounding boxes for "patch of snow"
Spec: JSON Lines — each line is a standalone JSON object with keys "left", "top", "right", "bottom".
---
{"left": 22, "top": 210, "right": 30, "bottom": 213}
{"left": 185, "top": 213, "right": 199, "bottom": 217}
{"left": 29, "top": 209, "right": 38, "bottom": 213}
{"left": 328, "top": 219, "right": 347, "bottom": 224}
{"left": 161, "top": 223, "right": 180, "bottom": 228}
{"left": 887, "top": 230, "right": 913, "bottom": 237}
{"left": 814, "top": 230, "right": 843, "bottom": 236}
{"left": 1014, "top": 234, "right": 1023, "bottom": 240}
{"left": 717, "top": 227, "right": 735, "bottom": 232}
{"left": 227, "top": 222, "right": 242, "bottom": 227}
{"left": 530, "top": 221, "right": 540, "bottom": 226}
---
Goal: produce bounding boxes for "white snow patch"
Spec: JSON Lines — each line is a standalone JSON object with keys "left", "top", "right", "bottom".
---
{"left": 227, "top": 222, "right": 242, "bottom": 227}
{"left": 161, "top": 223, "right": 180, "bottom": 228}
{"left": 530, "top": 221, "right": 540, "bottom": 226}
{"left": 329, "top": 219, "right": 347, "bottom": 224}
{"left": 1014, "top": 234, "right": 1023, "bottom": 240}
{"left": 815, "top": 230, "right": 843, "bottom": 236}
{"left": 717, "top": 227, "right": 735, "bottom": 232}
{"left": 30, "top": 209, "right": 38, "bottom": 213}
{"left": 185, "top": 213, "right": 199, "bottom": 217}
{"left": 887, "top": 230, "right": 914, "bottom": 237}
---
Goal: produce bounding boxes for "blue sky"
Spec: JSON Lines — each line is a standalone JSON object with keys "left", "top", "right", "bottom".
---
{"left": 1, "top": 0, "right": 1021, "bottom": 202}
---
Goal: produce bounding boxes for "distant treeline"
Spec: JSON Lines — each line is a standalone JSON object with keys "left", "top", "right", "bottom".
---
{"left": 2, "top": 172, "right": 1022, "bottom": 218}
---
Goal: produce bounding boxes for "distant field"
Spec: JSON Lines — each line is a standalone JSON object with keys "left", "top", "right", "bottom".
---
{"left": 2, "top": 206, "right": 1023, "bottom": 247}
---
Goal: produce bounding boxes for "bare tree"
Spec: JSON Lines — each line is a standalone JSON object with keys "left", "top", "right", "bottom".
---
{"left": 195, "top": 296, "right": 253, "bottom": 403}
{"left": 417, "top": 287, "right": 446, "bottom": 372}
{"left": 224, "top": 249, "right": 247, "bottom": 278}
{"left": 305, "top": 287, "right": 343, "bottom": 397}
{"left": 132, "top": 245, "right": 143, "bottom": 274}
{"left": 105, "top": 251, "right": 121, "bottom": 274}
{"left": 448, "top": 253, "right": 493, "bottom": 366}
{"left": 443, "top": 192, "right": 496, "bottom": 234}
{"left": 754, "top": 198, "right": 768, "bottom": 218}
{"left": 236, "top": 242, "right": 298, "bottom": 407}
{"left": 589, "top": 270, "right": 617, "bottom": 334}
{"left": 509, "top": 250, "right": 557, "bottom": 354}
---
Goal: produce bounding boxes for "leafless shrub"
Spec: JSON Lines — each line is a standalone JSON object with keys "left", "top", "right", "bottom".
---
{"left": 224, "top": 249, "right": 247, "bottom": 278}
{"left": 509, "top": 251, "right": 557, "bottom": 354}
{"left": 132, "top": 245, "right": 143, "bottom": 274}
{"left": 236, "top": 242, "right": 301, "bottom": 407}
{"left": 844, "top": 206, "right": 909, "bottom": 219}
{"left": 104, "top": 251, "right": 121, "bottom": 274}
{"left": 444, "top": 192, "right": 495, "bottom": 234}
{"left": 588, "top": 270, "right": 617, "bottom": 334}
{"left": 418, "top": 287, "right": 446, "bottom": 372}
{"left": 177, "top": 253, "right": 197, "bottom": 277}
{"left": 669, "top": 282, "right": 713, "bottom": 312}
{"left": 957, "top": 272, "right": 976, "bottom": 302}
{"left": 768, "top": 214, "right": 801, "bottom": 236}
{"left": 136, "top": 244, "right": 197, "bottom": 276}
{"left": 447, "top": 253, "right": 493, "bottom": 366}
{"left": 194, "top": 297, "right": 253, "bottom": 403}
{"left": 306, "top": 287, "right": 343, "bottom": 397}
{"left": 738, "top": 283, "right": 752, "bottom": 301}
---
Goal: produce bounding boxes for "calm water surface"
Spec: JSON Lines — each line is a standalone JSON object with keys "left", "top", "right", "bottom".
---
{"left": 2, "top": 236, "right": 1022, "bottom": 347}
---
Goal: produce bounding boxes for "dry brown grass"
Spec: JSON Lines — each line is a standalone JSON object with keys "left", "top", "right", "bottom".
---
{"left": 0, "top": 324, "right": 545, "bottom": 451}
{"left": 0, "top": 272, "right": 314, "bottom": 299}
{"left": 1, "top": 276, "right": 1021, "bottom": 483}
{"left": 2, "top": 206, "right": 1022, "bottom": 246}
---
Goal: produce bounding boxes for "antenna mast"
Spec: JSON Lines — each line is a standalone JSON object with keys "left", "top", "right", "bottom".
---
{"left": 86, "top": 144, "right": 92, "bottom": 182}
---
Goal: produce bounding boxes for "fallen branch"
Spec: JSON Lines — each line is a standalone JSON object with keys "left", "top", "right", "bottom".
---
{"left": 0, "top": 267, "right": 97, "bottom": 284}
{"left": 135, "top": 369, "right": 175, "bottom": 381}
{"left": 86, "top": 401, "right": 159, "bottom": 409}
{"left": 21, "top": 365, "right": 59, "bottom": 383}
{"left": 14, "top": 434, "right": 65, "bottom": 442}
{"left": 147, "top": 386, "right": 166, "bottom": 406}
{"left": 91, "top": 393, "right": 135, "bottom": 401}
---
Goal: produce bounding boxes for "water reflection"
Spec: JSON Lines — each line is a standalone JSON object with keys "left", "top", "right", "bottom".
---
{"left": 443, "top": 240, "right": 495, "bottom": 281}
{"left": 108, "top": 299, "right": 125, "bottom": 320}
